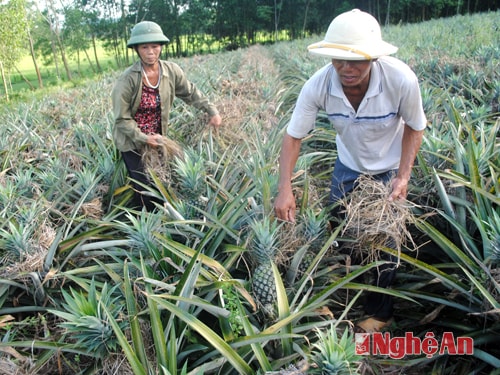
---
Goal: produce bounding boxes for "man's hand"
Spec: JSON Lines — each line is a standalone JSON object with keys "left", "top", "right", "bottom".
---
{"left": 389, "top": 176, "right": 409, "bottom": 201}
{"left": 273, "top": 186, "right": 296, "bottom": 223}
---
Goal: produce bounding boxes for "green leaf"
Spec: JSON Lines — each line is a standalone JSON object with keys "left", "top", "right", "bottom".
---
{"left": 100, "top": 303, "right": 147, "bottom": 375}
{"left": 141, "top": 257, "right": 169, "bottom": 369}
{"left": 147, "top": 297, "right": 253, "bottom": 374}
{"left": 273, "top": 261, "right": 292, "bottom": 357}
{"left": 123, "top": 261, "right": 150, "bottom": 368}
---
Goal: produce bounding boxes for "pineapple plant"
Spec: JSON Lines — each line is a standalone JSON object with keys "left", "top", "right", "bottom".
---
{"left": 297, "top": 208, "right": 328, "bottom": 276}
{"left": 173, "top": 148, "right": 207, "bottom": 219}
{"left": 249, "top": 217, "right": 281, "bottom": 313}
{"left": 49, "top": 279, "right": 127, "bottom": 358}
{"left": 309, "top": 325, "right": 361, "bottom": 375}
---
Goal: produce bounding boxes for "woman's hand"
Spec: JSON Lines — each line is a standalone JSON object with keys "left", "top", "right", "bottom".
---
{"left": 146, "top": 134, "right": 163, "bottom": 147}
{"left": 208, "top": 114, "right": 222, "bottom": 129}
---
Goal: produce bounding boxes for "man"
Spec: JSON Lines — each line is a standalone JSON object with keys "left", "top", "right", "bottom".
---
{"left": 273, "top": 9, "right": 426, "bottom": 332}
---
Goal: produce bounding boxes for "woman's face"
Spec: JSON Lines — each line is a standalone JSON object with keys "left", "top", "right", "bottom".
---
{"left": 137, "top": 43, "right": 162, "bottom": 65}
{"left": 331, "top": 59, "right": 372, "bottom": 89}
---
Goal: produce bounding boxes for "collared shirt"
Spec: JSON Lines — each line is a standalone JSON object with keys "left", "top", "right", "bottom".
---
{"left": 111, "top": 60, "right": 219, "bottom": 152}
{"left": 287, "top": 56, "right": 427, "bottom": 174}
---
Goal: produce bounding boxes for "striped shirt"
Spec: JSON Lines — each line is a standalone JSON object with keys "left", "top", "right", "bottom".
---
{"left": 287, "top": 56, "right": 427, "bottom": 174}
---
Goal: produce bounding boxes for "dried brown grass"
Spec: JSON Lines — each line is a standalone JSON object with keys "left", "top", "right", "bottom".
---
{"left": 274, "top": 222, "right": 304, "bottom": 266}
{"left": 265, "top": 360, "right": 309, "bottom": 374}
{"left": 0, "top": 218, "right": 56, "bottom": 277}
{"left": 341, "top": 175, "right": 419, "bottom": 265}
{"left": 213, "top": 45, "right": 280, "bottom": 148}
{"left": 141, "top": 135, "right": 184, "bottom": 184}
{"left": 80, "top": 196, "right": 104, "bottom": 220}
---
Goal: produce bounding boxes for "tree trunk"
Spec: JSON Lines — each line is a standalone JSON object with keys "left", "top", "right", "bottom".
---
{"left": 83, "top": 47, "right": 96, "bottom": 73}
{"left": 50, "top": 37, "right": 61, "bottom": 80}
{"left": 273, "top": 0, "right": 280, "bottom": 42}
{"left": 56, "top": 34, "right": 72, "bottom": 81}
{"left": 14, "top": 66, "right": 35, "bottom": 90}
{"left": 92, "top": 35, "right": 102, "bottom": 72}
{"left": 0, "top": 61, "right": 9, "bottom": 102}
{"left": 385, "top": 0, "right": 391, "bottom": 26}
{"left": 302, "top": 0, "right": 311, "bottom": 38}
{"left": 46, "top": 0, "right": 72, "bottom": 81}
{"left": 120, "top": 0, "right": 129, "bottom": 65}
{"left": 28, "top": 28, "right": 43, "bottom": 89}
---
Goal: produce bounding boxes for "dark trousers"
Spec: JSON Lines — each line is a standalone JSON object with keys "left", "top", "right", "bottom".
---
{"left": 121, "top": 150, "right": 162, "bottom": 211}
{"left": 330, "top": 158, "right": 397, "bottom": 320}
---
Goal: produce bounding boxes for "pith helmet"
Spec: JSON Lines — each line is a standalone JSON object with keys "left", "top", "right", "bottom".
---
{"left": 127, "top": 21, "right": 170, "bottom": 48}
{"left": 307, "top": 9, "right": 398, "bottom": 60}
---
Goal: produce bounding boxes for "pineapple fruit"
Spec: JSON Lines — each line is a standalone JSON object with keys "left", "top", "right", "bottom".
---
{"left": 252, "top": 262, "right": 276, "bottom": 307}
{"left": 250, "top": 217, "right": 280, "bottom": 312}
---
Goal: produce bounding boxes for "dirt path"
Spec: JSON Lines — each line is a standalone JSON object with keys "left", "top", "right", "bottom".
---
{"left": 215, "top": 45, "right": 281, "bottom": 145}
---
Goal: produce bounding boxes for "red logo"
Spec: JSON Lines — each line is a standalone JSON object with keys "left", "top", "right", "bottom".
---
{"left": 355, "top": 332, "right": 474, "bottom": 359}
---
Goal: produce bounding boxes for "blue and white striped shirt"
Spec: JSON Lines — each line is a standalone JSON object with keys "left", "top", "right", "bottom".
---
{"left": 287, "top": 56, "right": 427, "bottom": 174}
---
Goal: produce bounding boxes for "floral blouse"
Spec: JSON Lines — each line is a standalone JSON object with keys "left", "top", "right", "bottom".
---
{"left": 134, "top": 85, "right": 161, "bottom": 135}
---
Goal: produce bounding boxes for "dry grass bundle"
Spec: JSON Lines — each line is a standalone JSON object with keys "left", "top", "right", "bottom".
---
{"left": 141, "top": 136, "right": 184, "bottom": 184}
{"left": 341, "top": 175, "right": 418, "bottom": 265}
{"left": 0, "top": 219, "right": 56, "bottom": 277}
{"left": 264, "top": 360, "right": 308, "bottom": 374}
{"left": 99, "top": 354, "right": 135, "bottom": 375}
{"left": 274, "top": 222, "right": 304, "bottom": 267}
{"left": 0, "top": 244, "right": 45, "bottom": 274}
{"left": 81, "top": 197, "right": 104, "bottom": 220}
{"left": 0, "top": 359, "right": 28, "bottom": 375}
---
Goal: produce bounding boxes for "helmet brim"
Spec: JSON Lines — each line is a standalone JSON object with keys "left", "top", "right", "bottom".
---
{"left": 127, "top": 35, "right": 170, "bottom": 48}
{"left": 307, "top": 41, "right": 398, "bottom": 60}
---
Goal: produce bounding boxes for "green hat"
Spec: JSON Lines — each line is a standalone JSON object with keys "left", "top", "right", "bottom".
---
{"left": 127, "top": 21, "right": 169, "bottom": 48}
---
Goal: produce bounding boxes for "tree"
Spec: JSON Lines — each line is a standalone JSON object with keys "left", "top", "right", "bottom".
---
{"left": 63, "top": 7, "right": 97, "bottom": 75}
{"left": 48, "top": 0, "right": 72, "bottom": 80}
{"left": 0, "top": 0, "right": 29, "bottom": 101}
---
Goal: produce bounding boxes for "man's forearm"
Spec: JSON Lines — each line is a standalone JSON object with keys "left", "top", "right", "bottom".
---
{"left": 278, "top": 133, "right": 302, "bottom": 190}
{"left": 398, "top": 125, "right": 424, "bottom": 180}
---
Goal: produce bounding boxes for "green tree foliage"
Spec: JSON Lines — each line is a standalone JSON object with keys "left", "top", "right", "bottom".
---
{"left": 62, "top": 7, "right": 97, "bottom": 74}
{"left": 0, "top": 0, "right": 29, "bottom": 99}
{"left": 0, "top": 0, "right": 28, "bottom": 71}
{"left": 2, "top": 0, "right": 499, "bottom": 83}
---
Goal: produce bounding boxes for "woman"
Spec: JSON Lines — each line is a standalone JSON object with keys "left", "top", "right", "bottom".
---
{"left": 112, "top": 21, "right": 222, "bottom": 211}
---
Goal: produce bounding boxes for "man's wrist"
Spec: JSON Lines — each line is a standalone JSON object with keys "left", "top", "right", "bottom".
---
{"left": 278, "top": 181, "right": 292, "bottom": 192}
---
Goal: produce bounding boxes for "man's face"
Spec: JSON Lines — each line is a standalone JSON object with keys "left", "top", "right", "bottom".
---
{"left": 331, "top": 59, "right": 372, "bottom": 88}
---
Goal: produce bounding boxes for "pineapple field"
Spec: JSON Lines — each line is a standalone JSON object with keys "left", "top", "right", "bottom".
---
{"left": 0, "top": 10, "right": 499, "bottom": 375}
